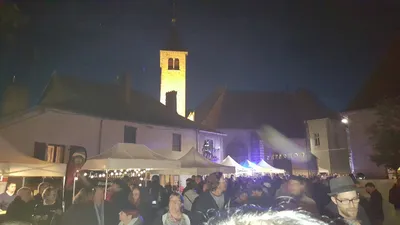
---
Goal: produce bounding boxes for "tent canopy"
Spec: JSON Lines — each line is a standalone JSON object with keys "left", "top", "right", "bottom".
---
{"left": 0, "top": 136, "right": 66, "bottom": 177}
{"left": 81, "top": 143, "right": 180, "bottom": 170}
{"left": 157, "top": 148, "right": 235, "bottom": 175}
{"left": 257, "top": 159, "right": 285, "bottom": 173}
{"left": 241, "top": 160, "right": 276, "bottom": 173}
{"left": 318, "top": 167, "right": 329, "bottom": 173}
{"left": 221, "top": 156, "right": 251, "bottom": 173}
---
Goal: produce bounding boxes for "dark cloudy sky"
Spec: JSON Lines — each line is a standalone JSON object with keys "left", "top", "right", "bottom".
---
{"left": 1, "top": 0, "right": 399, "bottom": 111}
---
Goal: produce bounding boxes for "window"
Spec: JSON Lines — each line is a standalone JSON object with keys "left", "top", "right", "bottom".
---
{"left": 124, "top": 126, "right": 137, "bottom": 143}
{"left": 33, "top": 142, "right": 65, "bottom": 163}
{"left": 168, "top": 58, "right": 174, "bottom": 70}
{"left": 172, "top": 133, "right": 181, "bottom": 152}
{"left": 46, "top": 145, "right": 65, "bottom": 163}
{"left": 174, "top": 59, "right": 180, "bottom": 70}
{"left": 314, "top": 133, "right": 320, "bottom": 146}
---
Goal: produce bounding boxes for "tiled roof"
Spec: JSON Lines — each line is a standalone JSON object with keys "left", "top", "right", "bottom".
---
{"left": 347, "top": 35, "right": 400, "bottom": 111}
{"left": 195, "top": 88, "right": 338, "bottom": 138}
{"left": 38, "top": 75, "right": 220, "bottom": 133}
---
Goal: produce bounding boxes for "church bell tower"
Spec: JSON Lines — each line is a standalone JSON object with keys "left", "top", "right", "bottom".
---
{"left": 160, "top": 0, "right": 188, "bottom": 118}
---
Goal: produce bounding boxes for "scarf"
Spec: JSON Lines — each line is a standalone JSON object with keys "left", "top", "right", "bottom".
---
{"left": 164, "top": 213, "right": 188, "bottom": 225}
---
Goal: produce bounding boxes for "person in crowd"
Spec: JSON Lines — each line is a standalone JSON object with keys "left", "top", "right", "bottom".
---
{"left": 129, "top": 187, "right": 151, "bottom": 225}
{"left": 6, "top": 187, "right": 34, "bottom": 223}
{"left": 33, "top": 182, "right": 51, "bottom": 205}
{"left": 182, "top": 180, "right": 198, "bottom": 214}
{"left": 191, "top": 172, "right": 228, "bottom": 225}
{"left": 148, "top": 175, "right": 168, "bottom": 211}
{"left": 118, "top": 203, "right": 144, "bottom": 225}
{"left": 230, "top": 191, "right": 248, "bottom": 207}
{"left": 0, "top": 182, "right": 17, "bottom": 211}
{"left": 311, "top": 177, "right": 331, "bottom": 214}
{"left": 365, "top": 182, "right": 384, "bottom": 225}
{"left": 275, "top": 180, "right": 288, "bottom": 198}
{"left": 248, "top": 185, "right": 272, "bottom": 208}
{"left": 286, "top": 176, "right": 319, "bottom": 215}
{"left": 389, "top": 179, "right": 400, "bottom": 217}
{"left": 194, "top": 176, "right": 204, "bottom": 195}
{"left": 202, "top": 183, "right": 209, "bottom": 193}
{"left": 182, "top": 179, "right": 193, "bottom": 196}
{"left": 153, "top": 192, "right": 190, "bottom": 225}
{"left": 60, "top": 186, "right": 119, "bottom": 225}
{"left": 324, "top": 176, "right": 371, "bottom": 225}
{"left": 110, "top": 179, "right": 132, "bottom": 212}
{"left": 33, "top": 187, "right": 63, "bottom": 225}
{"left": 207, "top": 209, "right": 333, "bottom": 225}
{"left": 73, "top": 187, "right": 94, "bottom": 205}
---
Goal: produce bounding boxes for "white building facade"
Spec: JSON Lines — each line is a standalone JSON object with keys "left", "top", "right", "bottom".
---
{"left": 0, "top": 108, "right": 225, "bottom": 164}
{"left": 306, "top": 118, "right": 351, "bottom": 175}
{"left": 341, "top": 109, "right": 387, "bottom": 178}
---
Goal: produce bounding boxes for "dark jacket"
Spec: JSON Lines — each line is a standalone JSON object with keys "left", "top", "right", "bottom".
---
{"left": 33, "top": 202, "right": 63, "bottom": 225}
{"left": 324, "top": 201, "right": 371, "bottom": 225}
{"left": 60, "top": 201, "right": 118, "bottom": 225}
{"left": 369, "top": 190, "right": 384, "bottom": 222}
{"left": 6, "top": 197, "right": 35, "bottom": 223}
{"left": 191, "top": 192, "right": 229, "bottom": 225}
{"left": 389, "top": 184, "right": 400, "bottom": 209}
{"left": 248, "top": 194, "right": 273, "bottom": 209}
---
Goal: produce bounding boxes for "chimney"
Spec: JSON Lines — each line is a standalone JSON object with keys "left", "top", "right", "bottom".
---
{"left": 166, "top": 91, "right": 177, "bottom": 113}
{"left": 118, "top": 73, "right": 132, "bottom": 104}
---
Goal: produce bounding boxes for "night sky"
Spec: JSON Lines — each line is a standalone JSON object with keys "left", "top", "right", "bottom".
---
{"left": 1, "top": 0, "right": 399, "bottom": 111}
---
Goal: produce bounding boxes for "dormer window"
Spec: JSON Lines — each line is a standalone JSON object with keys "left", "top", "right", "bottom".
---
{"left": 174, "top": 59, "right": 180, "bottom": 70}
{"left": 168, "top": 58, "right": 174, "bottom": 70}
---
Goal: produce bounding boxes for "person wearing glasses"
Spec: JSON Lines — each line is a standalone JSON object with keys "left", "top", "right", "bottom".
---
{"left": 324, "top": 176, "right": 371, "bottom": 225}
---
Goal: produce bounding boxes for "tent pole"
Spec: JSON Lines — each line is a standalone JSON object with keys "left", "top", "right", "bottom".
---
{"left": 72, "top": 176, "right": 76, "bottom": 201}
{"left": 104, "top": 169, "right": 109, "bottom": 200}
{"left": 62, "top": 176, "right": 66, "bottom": 212}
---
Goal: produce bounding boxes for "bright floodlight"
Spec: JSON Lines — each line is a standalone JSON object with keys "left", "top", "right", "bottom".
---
{"left": 341, "top": 118, "right": 349, "bottom": 124}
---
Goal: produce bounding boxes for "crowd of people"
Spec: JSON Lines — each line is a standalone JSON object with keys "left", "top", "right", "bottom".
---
{"left": 0, "top": 172, "right": 399, "bottom": 225}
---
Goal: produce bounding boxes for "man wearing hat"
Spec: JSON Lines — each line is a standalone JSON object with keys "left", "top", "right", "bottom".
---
{"left": 324, "top": 176, "right": 371, "bottom": 225}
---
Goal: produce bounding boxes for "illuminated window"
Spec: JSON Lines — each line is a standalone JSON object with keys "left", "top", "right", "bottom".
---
{"left": 174, "top": 58, "right": 180, "bottom": 70}
{"left": 34, "top": 142, "right": 65, "bottom": 163}
{"left": 168, "top": 58, "right": 174, "bottom": 70}
{"left": 172, "top": 133, "right": 181, "bottom": 152}
{"left": 314, "top": 133, "right": 320, "bottom": 146}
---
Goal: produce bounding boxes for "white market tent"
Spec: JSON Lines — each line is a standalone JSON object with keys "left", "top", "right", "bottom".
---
{"left": 0, "top": 136, "right": 66, "bottom": 177}
{"left": 257, "top": 159, "right": 285, "bottom": 174}
{"left": 156, "top": 148, "right": 235, "bottom": 175}
{"left": 241, "top": 160, "right": 271, "bottom": 173}
{"left": 221, "top": 156, "right": 251, "bottom": 174}
{"left": 318, "top": 167, "right": 329, "bottom": 173}
{"left": 81, "top": 143, "right": 181, "bottom": 171}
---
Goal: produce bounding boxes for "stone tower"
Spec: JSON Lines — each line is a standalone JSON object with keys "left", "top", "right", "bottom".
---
{"left": 160, "top": 0, "right": 188, "bottom": 117}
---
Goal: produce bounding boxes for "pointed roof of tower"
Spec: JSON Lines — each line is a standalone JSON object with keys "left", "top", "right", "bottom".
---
{"left": 164, "top": 0, "right": 185, "bottom": 51}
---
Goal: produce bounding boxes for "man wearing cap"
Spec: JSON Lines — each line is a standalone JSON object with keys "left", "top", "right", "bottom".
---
{"left": 324, "top": 176, "right": 371, "bottom": 225}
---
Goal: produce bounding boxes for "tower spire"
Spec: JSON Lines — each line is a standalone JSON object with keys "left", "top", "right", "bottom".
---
{"left": 164, "top": 0, "right": 184, "bottom": 51}
{"left": 172, "top": 0, "right": 176, "bottom": 24}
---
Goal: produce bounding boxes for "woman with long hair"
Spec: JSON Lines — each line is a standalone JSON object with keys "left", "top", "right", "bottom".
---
{"left": 129, "top": 187, "right": 151, "bottom": 225}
